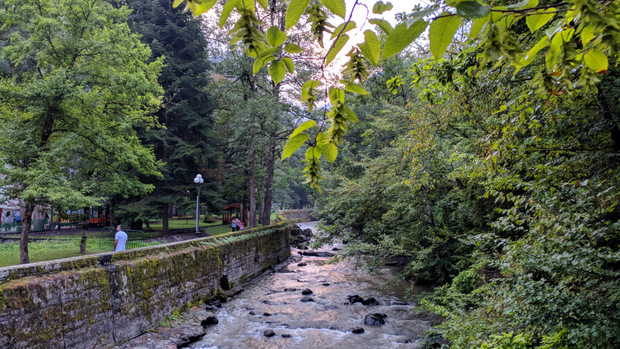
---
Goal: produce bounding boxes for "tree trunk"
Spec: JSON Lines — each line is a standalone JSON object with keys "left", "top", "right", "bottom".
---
{"left": 79, "top": 207, "right": 89, "bottom": 254}
{"left": 259, "top": 195, "right": 265, "bottom": 225}
{"left": 19, "top": 201, "right": 35, "bottom": 264}
{"left": 162, "top": 203, "right": 170, "bottom": 235}
{"left": 248, "top": 142, "right": 257, "bottom": 228}
{"left": 109, "top": 198, "right": 115, "bottom": 227}
{"left": 261, "top": 139, "right": 276, "bottom": 226}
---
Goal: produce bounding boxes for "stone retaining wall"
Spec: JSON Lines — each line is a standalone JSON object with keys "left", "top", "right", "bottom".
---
{"left": 0, "top": 223, "right": 291, "bottom": 349}
{"left": 277, "top": 209, "right": 312, "bottom": 221}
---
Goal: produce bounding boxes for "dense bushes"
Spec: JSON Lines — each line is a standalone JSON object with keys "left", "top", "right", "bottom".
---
{"left": 316, "top": 52, "right": 620, "bottom": 347}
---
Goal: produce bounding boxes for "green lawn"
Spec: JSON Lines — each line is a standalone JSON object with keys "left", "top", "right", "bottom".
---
{"left": 0, "top": 215, "right": 276, "bottom": 267}
{"left": 0, "top": 239, "right": 110, "bottom": 267}
{"left": 147, "top": 218, "right": 222, "bottom": 231}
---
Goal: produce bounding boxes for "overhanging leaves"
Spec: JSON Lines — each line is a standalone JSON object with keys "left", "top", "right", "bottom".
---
{"left": 282, "top": 133, "right": 309, "bottom": 160}
{"left": 429, "top": 12, "right": 461, "bottom": 59}
{"left": 286, "top": 0, "right": 311, "bottom": 29}
{"left": 383, "top": 20, "right": 427, "bottom": 60}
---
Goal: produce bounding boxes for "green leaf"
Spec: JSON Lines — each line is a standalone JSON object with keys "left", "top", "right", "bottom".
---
{"left": 382, "top": 20, "right": 427, "bottom": 60}
{"left": 526, "top": 8, "right": 555, "bottom": 33}
{"left": 469, "top": 16, "right": 489, "bottom": 39}
{"left": 172, "top": 0, "right": 184, "bottom": 8}
{"left": 331, "top": 21, "right": 357, "bottom": 40}
{"left": 429, "top": 12, "right": 461, "bottom": 59}
{"left": 455, "top": 1, "right": 490, "bottom": 19}
{"left": 358, "top": 30, "right": 381, "bottom": 65}
{"left": 372, "top": 1, "right": 393, "bottom": 14}
{"left": 256, "top": 0, "right": 268, "bottom": 10}
{"left": 320, "top": 140, "right": 338, "bottom": 163}
{"left": 321, "top": 0, "right": 346, "bottom": 19}
{"left": 329, "top": 87, "right": 345, "bottom": 105}
{"left": 584, "top": 50, "right": 608, "bottom": 73}
{"left": 369, "top": 19, "right": 393, "bottom": 34}
{"left": 252, "top": 55, "right": 273, "bottom": 74}
{"left": 282, "top": 133, "right": 309, "bottom": 160}
{"left": 266, "top": 26, "right": 287, "bottom": 47}
{"left": 290, "top": 120, "right": 316, "bottom": 138}
{"left": 285, "top": 43, "right": 303, "bottom": 54}
{"left": 344, "top": 83, "right": 369, "bottom": 95}
{"left": 301, "top": 80, "right": 319, "bottom": 99}
{"left": 195, "top": 0, "right": 218, "bottom": 15}
{"left": 286, "top": 0, "right": 311, "bottom": 30}
{"left": 268, "top": 60, "right": 287, "bottom": 85}
{"left": 219, "top": 0, "right": 240, "bottom": 28}
{"left": 545, "top": 32, "right": 563, "bottom": 72}
{"left": 341, "top": 105, "right": 359, "bottom": 122}
{"left": 282, "top": 57, "right": 295, "bottom": 73}
{"left": 517, "top": 36, "right": 548, "bottom": 68}
{"left": 507, "top": 0, "right": 538, "bottom": 9}
{"left": 580, "top": 24, "right": 595, "bottom": 45}
{"left": 325, "top": 34, "right": 349, "bottom": 66}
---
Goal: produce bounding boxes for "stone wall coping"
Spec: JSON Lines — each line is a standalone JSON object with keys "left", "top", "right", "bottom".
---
{"left": 0, "top": 221, "right": 291, "bottom": 285}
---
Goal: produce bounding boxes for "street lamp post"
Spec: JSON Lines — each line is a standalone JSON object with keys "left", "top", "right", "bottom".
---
{"left": 193, "top": 174, "right": 204, "bottom": 233}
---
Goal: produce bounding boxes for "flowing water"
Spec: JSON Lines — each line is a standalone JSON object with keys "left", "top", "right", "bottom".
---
{"left": 183, "top": 222, "right": 436, "bottom": 349}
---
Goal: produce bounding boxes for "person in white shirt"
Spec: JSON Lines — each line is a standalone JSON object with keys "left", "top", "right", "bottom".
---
{"left": 114, "top": 225, "right": 128, "bottom": 251}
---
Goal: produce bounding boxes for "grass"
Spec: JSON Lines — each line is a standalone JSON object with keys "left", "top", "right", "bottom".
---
{"left": 0, "top": 213, "right": 280, "bottom": 268}
{"left": 0, "top": 239, "right": 108, "bottom": 268}
{"left": 0, "top": 230, "right": 160, "bottom": 268}
{"left": 147, "top": 219, "right": 222, "bottom": 231}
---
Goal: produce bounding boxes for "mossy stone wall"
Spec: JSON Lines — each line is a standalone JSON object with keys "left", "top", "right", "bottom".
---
{"left": 0, "top": 223, "right": 291, "bottom": 349}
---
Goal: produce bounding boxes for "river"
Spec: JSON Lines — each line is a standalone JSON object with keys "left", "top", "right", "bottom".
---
{"left": 182, "top": 222, "right": 438, "bottom": 349}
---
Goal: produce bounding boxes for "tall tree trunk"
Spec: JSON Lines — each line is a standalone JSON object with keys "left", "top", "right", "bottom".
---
{"left": 248, "top": 141, "right": 257, "bottom": 228}
{"left": 259, "top": 195, "right": 265, "bottom": 225}
{"left": 79, "top": 207, "right": 89, "bottom": 254}
{"left": 109, "top": 198, "right": 115, "bottom": 227}
{"left": 162, "top": 203, "right": 170, "bottom": 235}
{"left": 261, "top": 139, "right": 276, "bottom": 226}
{"left": 19, "top": 201, "right": 35, "bottom": 264}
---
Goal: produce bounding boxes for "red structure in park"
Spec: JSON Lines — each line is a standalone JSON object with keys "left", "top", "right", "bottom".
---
{"left": 222, "top": 203, "right": 248, "bottom": 226}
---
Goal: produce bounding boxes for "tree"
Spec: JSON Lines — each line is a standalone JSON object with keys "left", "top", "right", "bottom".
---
{"left": 177, "top": 0, "right": 620, "bottom": 188}
{"left": 120, "top": 0, "right": 220, "bottom": 233}
{"left": 0, "top": 0, "right": 163, "bottom": 263}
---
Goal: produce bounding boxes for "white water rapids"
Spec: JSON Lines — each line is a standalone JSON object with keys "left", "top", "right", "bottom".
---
{"left": 182, "top": 222, "right": 436, "bottom": 349}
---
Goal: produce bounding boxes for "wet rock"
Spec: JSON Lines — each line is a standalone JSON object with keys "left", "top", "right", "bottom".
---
{"left": 289, "top": 225, "right": 304, "bottom": 236}
{"left": 281, "top": 334, "right": 291, "bottom": 338}
{"left": 322, "top": 283, "right": 330, "bottom": 286}
{"left": 300, "top": 296, "right": 314, "bottom": 302}
{"left": 297, "top": 262, "right": 307, "bottom": 266}
{"left": 347, "top": 295, "right": 364, "bottom": 304}
{"left": 361, "top": 297, "right": 380, "bottom": 306}
{"left": 364, "top": 313, "right": 388, "bottom": 326}
{"left": 301, "top": 288, "right": 313, "bottom": 295}
{"left": 264, "top": 329, "right": 276, "bottom": 337}
{"left": 276, "top": 267, "right": 295, "bottom": 273}
{"left": 263, "top": 313, "right": 272, "bottom": 316}
{"left": 300, "top": 251, "right": 334, "bottom": 257}
{"left": 349, "top": 327, "right": 365, "bottom": 334}
{"left": 200, "top": 316, "right": 218, "bottom": 328}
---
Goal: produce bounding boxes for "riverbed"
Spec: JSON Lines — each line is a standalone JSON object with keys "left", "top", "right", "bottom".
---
{"left": 182, "top": 222, "right": 438, "bottom": 349}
